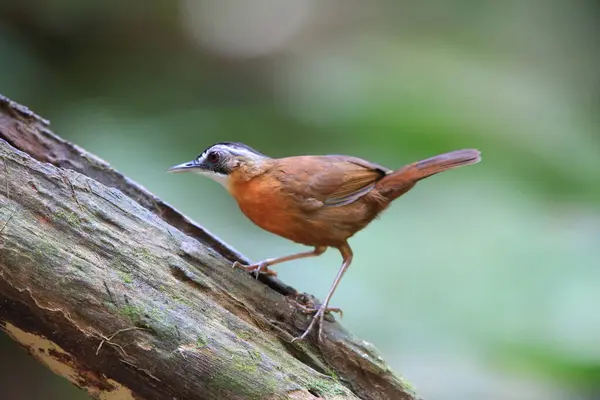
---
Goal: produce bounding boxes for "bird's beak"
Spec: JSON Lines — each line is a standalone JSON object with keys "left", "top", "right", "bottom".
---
{"left": 167, "top": 160, "right": 200, "bottom": 173}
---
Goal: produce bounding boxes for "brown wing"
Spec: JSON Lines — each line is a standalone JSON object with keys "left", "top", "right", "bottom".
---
{"left": 272, "top": 155, "right": 390, "bottom": 209}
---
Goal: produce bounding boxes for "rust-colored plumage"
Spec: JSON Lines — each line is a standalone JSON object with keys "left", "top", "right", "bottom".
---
{"left": 169, "top": 143, "right": 481, "bottom": 342}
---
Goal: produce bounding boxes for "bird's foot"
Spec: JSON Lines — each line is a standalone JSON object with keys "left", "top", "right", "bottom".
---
{"left": 291, "top": 303, "right": 338, "bottom": 343}
{"left": 296, "top": 303, "right": 343, "bottom": 319}
{"left": 232, "top": 261, "right": 277, "bottom": 279}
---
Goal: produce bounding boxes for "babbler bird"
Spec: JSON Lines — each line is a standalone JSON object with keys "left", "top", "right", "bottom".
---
{"left": 169, "top": 142, "right": 481, "bottom": 342}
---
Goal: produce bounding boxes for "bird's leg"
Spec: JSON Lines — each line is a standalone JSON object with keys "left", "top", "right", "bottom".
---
{"left": 295, "top": 303, "right": 343, "bottom": 317}
{"left": 232, "top": 246, "right": 327, "bottom": 278}
{"left": 292, "top": 243, "right": 353, "bottom": 343}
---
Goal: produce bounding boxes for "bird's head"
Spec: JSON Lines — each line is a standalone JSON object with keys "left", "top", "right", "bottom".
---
{"left": 167, "top": 142, "right": 268, "bottom": 187}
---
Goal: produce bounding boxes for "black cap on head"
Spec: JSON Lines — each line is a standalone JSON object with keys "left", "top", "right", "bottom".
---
{"left": 200, "top": 142, "right": 266, "bottom": 158}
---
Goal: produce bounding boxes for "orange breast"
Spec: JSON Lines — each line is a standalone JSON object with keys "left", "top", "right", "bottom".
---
{"left": 228, "top": 172, "right": 297, "bottom": 241}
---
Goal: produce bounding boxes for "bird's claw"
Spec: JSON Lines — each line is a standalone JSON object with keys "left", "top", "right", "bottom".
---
{"left": 291, "top": 303, "right": 334, "bottom": 343}
{"left": 232, "top": 261, "right": 277, "bottom": 279}
{"left": 297, "top": 303, "right": 343, "bottom": 319}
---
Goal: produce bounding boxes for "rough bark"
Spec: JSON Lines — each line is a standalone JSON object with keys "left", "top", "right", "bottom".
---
{"left": 0, "top": 94, "right": 420, "bottom": 400}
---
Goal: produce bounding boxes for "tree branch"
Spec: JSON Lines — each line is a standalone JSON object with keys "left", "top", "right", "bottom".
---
{"left": 0, "top": 94, "right": 420, "bottom": 400}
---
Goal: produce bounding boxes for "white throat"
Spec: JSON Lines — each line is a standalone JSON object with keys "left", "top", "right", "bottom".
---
{"left": 193, "top": 169, "right": 229, "bottom": 188}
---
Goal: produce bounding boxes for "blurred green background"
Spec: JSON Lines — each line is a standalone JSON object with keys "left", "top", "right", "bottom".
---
{"left": 1, "top": 0, "right": 599, "bottom": 399}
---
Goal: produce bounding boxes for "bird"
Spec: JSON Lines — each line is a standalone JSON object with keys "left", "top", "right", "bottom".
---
{"left": 168, "top": 142, "right": 481, "bottom": 342}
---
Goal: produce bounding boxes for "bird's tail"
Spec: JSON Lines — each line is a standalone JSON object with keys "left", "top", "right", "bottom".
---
{"left": 376, "top": 149, "right": 481, "bottom": 201}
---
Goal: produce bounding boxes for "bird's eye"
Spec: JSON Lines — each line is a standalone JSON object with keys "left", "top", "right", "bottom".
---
{"left": 207, "top": 151, "right": 220, "bottom": 163}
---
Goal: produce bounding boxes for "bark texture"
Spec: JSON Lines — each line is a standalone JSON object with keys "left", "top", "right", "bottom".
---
{"left": 0, "top": 94, "right": 420, "bottom": 400}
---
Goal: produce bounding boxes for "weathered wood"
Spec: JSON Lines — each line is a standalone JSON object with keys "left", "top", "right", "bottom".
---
{"left": 0, "top": 94, "right": 420, "bottom": 400}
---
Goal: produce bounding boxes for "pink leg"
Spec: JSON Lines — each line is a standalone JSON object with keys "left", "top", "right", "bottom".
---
{"left": 233, "top": 246, "right": 327, "bottom": 278}
{"left": 292, "top": 242, "right": 353, "bottom": 343}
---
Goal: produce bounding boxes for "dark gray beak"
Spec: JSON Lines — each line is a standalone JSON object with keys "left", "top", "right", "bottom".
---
{"left": 167, "top": 160, "right": 201, "bottom": 173}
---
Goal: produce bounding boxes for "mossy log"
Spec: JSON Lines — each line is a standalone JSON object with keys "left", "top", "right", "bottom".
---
{"left": 0, "top": 94, "right": 420, "bottom": 400}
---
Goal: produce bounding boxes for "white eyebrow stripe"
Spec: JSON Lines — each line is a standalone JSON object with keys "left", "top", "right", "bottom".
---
{"left": 230, "top": 148, "right": 258, "bottom": 157}
{"left": 211, "top": 145, "right": 258, "bottom": 158}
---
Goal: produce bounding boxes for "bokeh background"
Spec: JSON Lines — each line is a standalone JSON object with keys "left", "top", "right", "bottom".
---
{"left": 1, "top": 0, "right": 599, "bottom": 399}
